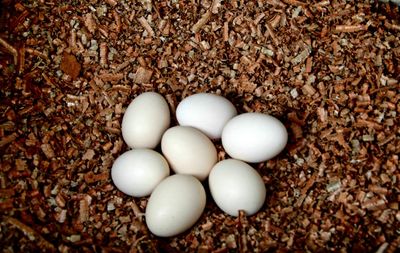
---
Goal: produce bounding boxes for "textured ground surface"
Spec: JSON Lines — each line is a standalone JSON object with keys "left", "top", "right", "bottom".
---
{"left": 0, "top": 0, "right": 399, "bottom": 252}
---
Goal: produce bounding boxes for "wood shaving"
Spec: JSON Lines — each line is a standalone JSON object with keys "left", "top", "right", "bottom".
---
{"left": 0, "top": 1, "right": 399, "bottom": 252}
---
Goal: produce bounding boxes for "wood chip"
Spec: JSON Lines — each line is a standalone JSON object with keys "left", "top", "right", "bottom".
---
{"left": 82, "top": 149, "right": 95, "bottom": 160}
{"left": 41, "top": 143, "right": 55, "bottom": 159}
{"left": 60, "top": 53, "right": 81, "bottom": 80}
{"left": 192, "top": 10, "right": 212, "bottom": 33}
{"left": 133, "top": 66, "right": 153, "bottom": 84}
{"left": 0, "top": 133, "right": 18, "bottom": 148}
{"left": 138, "top": 16, "right": 155, "bottom": 37}
{"left": 84, "top": 13, "right": 97, "bottom": 34}
{"left": 1, "top": 1, "right": 399, "bottom": 251}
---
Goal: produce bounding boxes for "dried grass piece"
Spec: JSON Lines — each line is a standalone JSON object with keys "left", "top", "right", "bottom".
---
{"left": 138, "top": 16, "right": 155, "bottom": 37}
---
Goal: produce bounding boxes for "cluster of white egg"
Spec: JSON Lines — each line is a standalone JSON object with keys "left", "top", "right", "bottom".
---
{"left": 111, "top": 92, "right": 288, "bottom": 237}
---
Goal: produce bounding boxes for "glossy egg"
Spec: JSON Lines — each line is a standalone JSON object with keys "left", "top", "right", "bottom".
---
{"left": 122, "top": 92, "right": 170, "bottom": 149}
{"left": 145, "top": 174, "right": 206, "bottom": 237}
{"left": 222, "top": 113, "right": 288, "bottom": 163}
{"left": 111, "top": 149, "right": 170, "bottom": 197}
{"left": 161, "top": 126, "right": 217, "bottom": 181}
{"left": 209, "top": 159, "right": 266, "bottom": 216}
{"left": 176, "top": 93, "right": 237, "bottom": 139}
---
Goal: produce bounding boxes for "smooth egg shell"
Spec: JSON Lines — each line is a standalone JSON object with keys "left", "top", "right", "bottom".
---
{"left": 222, "top": 113, "right": 288, "bottom": 163}
{"left": 161, "top": 126, "right": 217, "bottom": 181}
{"left": 145, "top": 174, "right": 206, "bottom": 237}
{"left": 111, "top": 149, "right": 170, "bottom": 197}
{"left": 122, "top": 92, "right": 170, "bottom": 149}
{"left": 209, "top": 159, "right": 266, "bottom": 216}
{"left": 176, "top": 93, "right": 237, "bottom": 139}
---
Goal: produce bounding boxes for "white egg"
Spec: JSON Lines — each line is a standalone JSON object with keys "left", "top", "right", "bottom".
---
{"left": 122, "top": 92, "right": 170, "bottom": 149}
{"left": 209, "top": 159, "right": 266, "bottom": 216}
{"left": 111, "top": 149, "right": 170, "bottom": 197}
{"left": 176, "top": 93, "right": 237, "bottom": 139}
{"left": 222, "top": 113, "right": 288, "bottom": 163}
{"left": 145, "top": 174, "right": 206, "bottom": 237}
{"left": 161, "top": 126, "right": 217, "bottom": 181}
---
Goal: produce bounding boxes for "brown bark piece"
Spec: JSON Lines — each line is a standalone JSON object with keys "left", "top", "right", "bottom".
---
{"left": 60, "top": 53, "right": 81, "bottom": 80}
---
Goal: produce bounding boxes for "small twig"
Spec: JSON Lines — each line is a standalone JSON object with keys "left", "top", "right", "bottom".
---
{"left": 0, "top": 37, "right": 18, "bottom": 65}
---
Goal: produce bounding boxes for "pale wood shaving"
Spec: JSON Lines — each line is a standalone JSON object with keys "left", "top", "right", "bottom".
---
{"left": 138, "top": 16, "right": 155, "bottom": 37}
{"left": 84, "top": 13, "right": 97, "bottom": 34}
{"left": 192, "top": 10, "right": 212, "bottom": 33}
